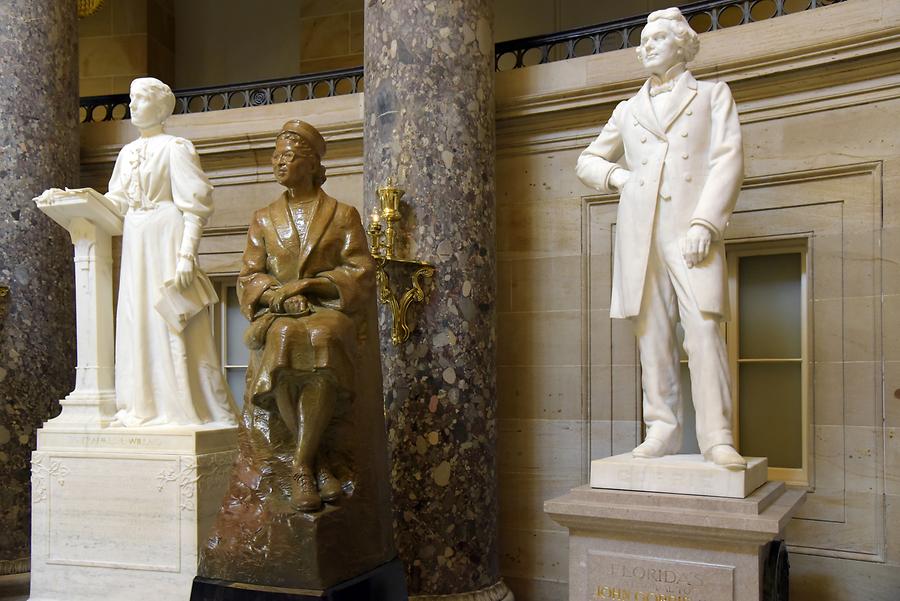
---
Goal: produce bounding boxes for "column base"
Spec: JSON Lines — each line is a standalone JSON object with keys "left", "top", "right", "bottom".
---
{"left": 410, "top": 580, "right": 514, "bottom": 601}
{"left": 190, "top": 557, "right": 408, "bottom": 601}
{"left": 43, "top": 389, "right": 117, "bottom": 429}
{"left": 29, "top": 425, "right": 238, "bottom": 601}
{"left": 545, "top": 482, "right": 805, "bottom": 601}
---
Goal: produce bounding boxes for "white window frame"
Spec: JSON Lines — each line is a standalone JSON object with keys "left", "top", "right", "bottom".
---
{"left": 725, "top": 238, "right": 810, "bottom": 486}
{"left": 212, "top": 278, "right": 248, "bottom": 404}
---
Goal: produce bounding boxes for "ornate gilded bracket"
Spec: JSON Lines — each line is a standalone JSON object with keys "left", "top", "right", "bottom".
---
{"left": 375, "top": 258, "right": 435, "bottom": 345}
{"left": 77, "top": 0, "right": 105, "bottom": 18}
{"left": 367, "top": 179, "right": 435, "bottom": 346}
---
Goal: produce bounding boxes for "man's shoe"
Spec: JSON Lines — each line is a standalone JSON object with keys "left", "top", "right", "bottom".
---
{"left": 291, "top": 468, "right": 322, "bottom": 511}
{"left": 632, "top": 437, "right": 673, "bottom": 459}
{"left": 318, "top": 468, "right": 343, "bottom": 503}
{"left": 704, "top": 444, "right": 747, "bottom": 470}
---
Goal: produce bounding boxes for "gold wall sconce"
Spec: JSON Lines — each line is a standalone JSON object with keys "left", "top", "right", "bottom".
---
{"left": 367, "top": 179, "right": 435, "bottom": 346}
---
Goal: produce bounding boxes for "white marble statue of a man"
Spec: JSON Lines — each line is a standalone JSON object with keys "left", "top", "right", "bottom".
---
{"left": 106, "top": 77, "right": 237, "bottom": 427}
{"left": 576, "top": 8, "right": 746, "bottom": 468}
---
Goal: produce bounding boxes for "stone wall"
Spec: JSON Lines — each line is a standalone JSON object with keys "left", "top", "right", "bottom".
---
{"left": 78, "top": 0, "right": 174, "bottom": 96}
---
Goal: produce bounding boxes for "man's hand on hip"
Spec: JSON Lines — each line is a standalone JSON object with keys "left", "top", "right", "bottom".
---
{"left": 681, "top": 224, "right": 712, "bottom": 268}
{"left": 609, "top": 168, "right": 632, "bottom": 191}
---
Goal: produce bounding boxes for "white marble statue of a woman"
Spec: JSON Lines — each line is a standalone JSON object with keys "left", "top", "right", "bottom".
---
{"left": 105, "top": 77, "right": 237, "bottom": 427}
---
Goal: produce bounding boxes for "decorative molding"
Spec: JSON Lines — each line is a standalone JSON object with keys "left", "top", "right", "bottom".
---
{"left": 496, "top": 18, "right": 900, "bottom": 120}
{"left": 32, "top": 454, "right": 70, "bottom": 504}
{"left": 0, "top": 558, "right": 30, "bottom": 576}
{"left": 156, "top": 457, "right": 199, "bottom": 511}
{"left": 155, "top": 451, "right": 235, "bottom": 512}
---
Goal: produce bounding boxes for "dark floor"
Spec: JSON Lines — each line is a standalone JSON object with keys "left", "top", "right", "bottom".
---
{"left": 0, "top": 574, "right": 28, "bottom": 601}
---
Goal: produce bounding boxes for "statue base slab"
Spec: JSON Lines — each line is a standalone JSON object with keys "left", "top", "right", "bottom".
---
{"left": 190, "top": 557, "right": 408, "bottom": 600}
{"left": 546, "top": 481, "right": 805, "bottom": 601}
{"left": 28, "top": 425, "right": 238, "bottom": 601}
{"left": 590, "top": 452, "right": 768, "bottom": 498}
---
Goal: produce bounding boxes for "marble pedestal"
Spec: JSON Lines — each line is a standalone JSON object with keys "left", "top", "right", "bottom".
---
{"left": 29, "top": 425, "right": 238, "bottom": 601}
{"left": 545, "top": 481, "right": 805, "bottom": 601}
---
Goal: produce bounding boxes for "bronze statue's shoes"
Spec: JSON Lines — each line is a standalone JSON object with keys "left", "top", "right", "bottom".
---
{"left": 704, "top": 444, "right": 747, "bottom": 470}
{"left": 291, "top": 469, "right": 322, "bottom": 511}
{"left": 632, "top": 437, "right": 674, "bottom": 459}
{"left": 317, "top": 469, "right": 343, "bottom": 503}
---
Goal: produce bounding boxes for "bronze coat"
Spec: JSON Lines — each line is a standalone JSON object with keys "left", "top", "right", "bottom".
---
{"left": 237, "top": 190, "right": 375, "bottom": 402}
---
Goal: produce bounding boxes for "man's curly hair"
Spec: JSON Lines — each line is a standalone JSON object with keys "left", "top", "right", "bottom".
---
{"left": 637, "top": 7, "right": 700, "bottom": 64}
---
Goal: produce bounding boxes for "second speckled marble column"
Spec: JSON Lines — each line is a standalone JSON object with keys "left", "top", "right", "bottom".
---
{"left": 364, "top": 1, "right": 507, "bottom": 599}
{"left": 0, "top": 0, "right": 78, "bottom": 573}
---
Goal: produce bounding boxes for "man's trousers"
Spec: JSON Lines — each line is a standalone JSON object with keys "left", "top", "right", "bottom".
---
{"left": 631, "top": 197, "right": 735, "bottom": 454}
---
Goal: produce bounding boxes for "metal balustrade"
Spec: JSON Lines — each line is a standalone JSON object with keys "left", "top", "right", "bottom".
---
{"left": 79, "top": 0, "right": 844, "bottom": 122}
{"left": 495, "top": 0, "right": 845, "bottom": 70}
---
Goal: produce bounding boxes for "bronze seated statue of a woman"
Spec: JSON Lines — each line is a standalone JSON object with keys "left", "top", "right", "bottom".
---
{"left": 196, "top": 121, "right": 396, "bottom": 592}
{"left": 238, "top": 120, "right": 374, "bottom": 511}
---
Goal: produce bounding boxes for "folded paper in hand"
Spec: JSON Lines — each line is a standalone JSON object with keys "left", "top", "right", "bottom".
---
{"left": 154, "top": 276, "right": 219, "bottom": 332}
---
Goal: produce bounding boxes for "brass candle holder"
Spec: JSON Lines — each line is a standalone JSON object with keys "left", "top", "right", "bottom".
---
{"left": 367, "top": 179, "right": 435, "bottom": 346}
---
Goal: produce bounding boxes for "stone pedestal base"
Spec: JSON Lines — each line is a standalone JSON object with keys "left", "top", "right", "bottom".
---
{"left": 545, "top": 481, "right": 805, "bottom": 601}
{"left": 29, "top": 425, "right": 238, "bottom": 601}
{"left": 591, "top": 453, "right": 768, "bottom": 498}
{"left": 190, "top": 557, "right": 408, "bottom": 601}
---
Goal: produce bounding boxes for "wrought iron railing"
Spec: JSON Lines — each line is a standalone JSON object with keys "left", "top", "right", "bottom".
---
{"left": 79, "top": 0, "right": 844, "bottom": 122}
{"left": 79, "top": 67, "right": 364, "bottom": 123}
{"left": 494, "top": 0, "right": 845, "bottom": 71}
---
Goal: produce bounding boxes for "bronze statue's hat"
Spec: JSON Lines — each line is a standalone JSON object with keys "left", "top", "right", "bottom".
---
{"left": 280, "top": 120, "right": 326, "bottom": 157}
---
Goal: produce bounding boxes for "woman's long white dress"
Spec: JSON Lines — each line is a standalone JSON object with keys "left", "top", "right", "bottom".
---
{"left": 106, "top": 132, "right": 237, "bottom": 427}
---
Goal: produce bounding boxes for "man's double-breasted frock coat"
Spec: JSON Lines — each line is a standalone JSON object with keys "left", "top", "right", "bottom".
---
{"left": 576, "top": 70, "right": 744, "bottom": 320}
{"left": 576, "top": 69, "right": 744, "bottom": 453}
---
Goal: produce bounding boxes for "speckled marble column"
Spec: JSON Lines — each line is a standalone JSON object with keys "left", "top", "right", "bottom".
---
{"left": 364, "top": 2, "right": 506, "bottom": 599}
{"left": 0, "top": 0, "right": 78, "bottom": 573}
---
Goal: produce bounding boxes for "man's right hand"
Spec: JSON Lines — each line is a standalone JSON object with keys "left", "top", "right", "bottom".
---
{"left": 609, "top": 168, "right": 632, "bottom": 191}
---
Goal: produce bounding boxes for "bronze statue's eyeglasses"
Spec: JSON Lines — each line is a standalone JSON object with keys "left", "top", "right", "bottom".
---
{"left": 271, "top": 151, "right": 298, "bottom": 164}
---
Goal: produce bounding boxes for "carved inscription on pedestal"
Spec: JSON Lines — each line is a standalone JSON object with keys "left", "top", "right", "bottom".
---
{"left": 588, "top": 552, "right": 734, "bottom": 601}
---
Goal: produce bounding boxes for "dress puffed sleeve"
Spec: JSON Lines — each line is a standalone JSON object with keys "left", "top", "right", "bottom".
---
{"left": 169, "top": 137, "right": 214, "bottom": 227}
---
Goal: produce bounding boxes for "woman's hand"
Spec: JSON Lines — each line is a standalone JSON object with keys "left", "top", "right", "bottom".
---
{"left": 268, "top": 280, "right": 310, "bottom": 312}
{"left": 175, "top": 255, "right": 196, "bottom": 289}
{"left": 283, "top": 295, "right": 310, "bottom": 314}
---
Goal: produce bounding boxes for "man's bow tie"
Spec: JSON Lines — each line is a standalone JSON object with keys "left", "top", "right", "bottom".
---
{"left": 649, "top": 81, "right": 675, "bottom": 97}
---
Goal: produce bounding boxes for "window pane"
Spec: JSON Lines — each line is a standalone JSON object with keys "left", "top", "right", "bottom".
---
{"left": 738, "top": 253, "right": 801, "bottom": 359}
{"left": 227, "top": 367, "right": 246, "bottom": 408}
{"left": 226, "top": 286, "right": 250, "bottom": 366}
{"left": 738, "top": 362, "right": 802, "bottom": 468}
